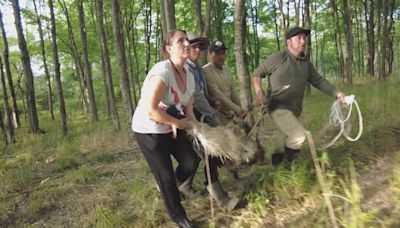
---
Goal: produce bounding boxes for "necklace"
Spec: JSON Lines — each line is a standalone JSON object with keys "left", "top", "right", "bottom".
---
{"left": 169, "top": 59, "right": 187, "bottom": 93}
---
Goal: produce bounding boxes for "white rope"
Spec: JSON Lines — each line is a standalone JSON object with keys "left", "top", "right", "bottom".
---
{"left": 320, "top": 95, "right": 363, "bottom": 150}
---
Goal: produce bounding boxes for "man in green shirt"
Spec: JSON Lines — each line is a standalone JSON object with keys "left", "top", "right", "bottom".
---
{"left": 203, "top": 40, "right": 246, "bottom": 124}
{"left": 252, "top": 27, "right": 345, "bottom": 167}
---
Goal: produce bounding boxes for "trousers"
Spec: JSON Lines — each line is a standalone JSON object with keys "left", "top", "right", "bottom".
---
{"left": 135, "top": 130, "right": 200, "bottom": 222}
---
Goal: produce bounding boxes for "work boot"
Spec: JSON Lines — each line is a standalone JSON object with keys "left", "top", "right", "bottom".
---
{"left": 283, "top": 146, "right": 300, "bottom": 169}
{"left": 176, "top": 217, "right": 194, "bottom": 228}
{"left": 271, "top": 148, "right": 285, "bottom": 166}
{"left": 207, "top": 181, "right": 239, "bottom": 211}
{"left": 177, "top": 175, "right": 202, "bottom": 199}
{"left": 271, "top": 153, "right": 285, "bottom": 166}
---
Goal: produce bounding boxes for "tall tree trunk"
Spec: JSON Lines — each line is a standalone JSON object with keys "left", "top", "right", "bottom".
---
{"left": 273, "top": 1, "right": 280, "bottom": 50}
{"left": 376, "top": 0, "right": 382, "bottom": 80}
{"left": 331, "top": 0, "right": 345, "bottom": 79}
{"left": 89, "top": 0, "right": 110, "bottom": 118}
{"left": 95, "top": 0, "right": 120, "bottom": 130}
{"left": 379, "top": 0, "right": 388, "bottom": 79}
{"left": 386, "top": 0, "right": 395, "bottom": 75}
{"left": 234, "top": 0, "right": 251, "bottom": 109}
{"left": 249, "top": 0, "right": 260, "bottom": 69}
{"left": 363, "top": 0, "right": 375, "bottom": 77}
{"left": 144, "top": 0, "right": 152, "bottom": 74}
{"left": 0, "top": 55, "right": 14, "bottom": 144}
{"left": 111, "top": 0, "right": 134, "bottom": 127}
{"left": 0, "top": 11, "right": 20, "bottom": 128}
{"left": 159, "top": 0, "right": 167, "bottom": 38}
{"left": 123, "top": 1, "right": 139, "bottom": 106}
{"left": 213, "top": 0, "right": 225, "bottom": 40}
{"left": 33, "top": 0, "right": 54, "bottom": 120}
{"left": 343, "top": 0, "right": 353, "bottom": 86}
{"left": 0, "top": 109, "right": 6, "bottom": 143}
{"left": 59, "top": 0, "right": 88, "bottom": 113}
{"left": 304, "top": 0, "right": 311, "bottom": 94}
{"left": 12, "top": 0, "right": 40, "bottom": 133}
{"left": 49, "top": 0, "right": 68, "bottom": 137}
{"left": 160, "top": 0, "right": 176, "bottom": 36}
{"left": 192, "top": 0, "right": 211, "bottom": 65}
{"left": 295, "top": 0, "right": 300, "bottom": 26}
{"left": 278, "top": 0, "right": 287, "bottom": 39}
{"left": 77, "top": 0, "right": 98, "bottom": 121}
{"left": 355, "top": 3, "right": 362, "bottom": 76}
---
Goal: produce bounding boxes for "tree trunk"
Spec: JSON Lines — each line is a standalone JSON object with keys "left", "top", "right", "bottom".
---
{"left": 0, "top": 55, "right": 14, "bottom": 144}
{"left": 95, "top": 0, "right": 120, "bottom": 130}
{"left": 386, "top": 0, "right": 395, "bottom": 75}
{"left": 12, "top": 0, "right": 40, "bottom": 133}
{"left": 234, "top": 0, "right": 251, "bottom": 109}
{"left": 59, "top": 0, "right": 89, "bottom": 113}
{"left": 0, "top": 11, "right": 20, "bottom": 128}
{"left": 295, "top": 0, "right": 300, "bottom": 26}
{"left": 249, "top": 0, "right": 260, "bottom": 69}
{"left": 343, "top": 0, "right": 353, "bottom": 86}
{"left": 49, "top": 0, "right": 68, "bottom": 137}
{"left": 278, "top": 0, "right": 287, "bottom": 39}
{"left": 304, "top": 0, "right": 311, "bottom": 95}
{"left": 362, "top": 0, "right": 375, "bottom": 77}
{"left": 354, "top": 3, "right": 362, "bottom": 76}
{"left": 379, "top": 0, "right": 388, "bottom": 79}
{"left": 192, "top": 0, "right": 211, "bottom": 66}
{"left": 331, "top": 0, "right": 345, "bottom": 79}
{"left": 77, "top": 0, "right": 98, "bottom": 121}
{"left": 144, "top": 0, "right": 152, "bottom": 74}
{"left": 273, "top": 1, "right": 280, "bottom": 50}
{"left": 213, "top": 0, "right": 225, "bottom": 40}
{"left": 111, "top": 0, "right": 134, "bottom": 127}
{"left": 160, "top": 0, "right": 176, "bottom": 34}
{"left": 33, "top": 0, "right": 54, "bottom": 120}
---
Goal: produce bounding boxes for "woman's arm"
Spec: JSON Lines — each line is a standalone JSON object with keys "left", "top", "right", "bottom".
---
{"left": 146, "top": 76, "right": 191, "bottom": 129}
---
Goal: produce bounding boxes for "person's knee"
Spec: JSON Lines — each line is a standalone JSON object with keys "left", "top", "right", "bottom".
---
{"left": 181, "top": 156, "right": 200, "bottom": 173}
{"left": 286, "top": 132, "right": 306, "bottom": 150}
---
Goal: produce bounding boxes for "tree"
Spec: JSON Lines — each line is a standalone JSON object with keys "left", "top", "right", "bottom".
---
{"left": 144, "top": 0, "right": 152, "bottom": 74}
{"left": 12, "top": 0, "right": 40, "bottom": 133}
{"left": 59, "top": 0, "right": 88, "bottom": 113}
{"left": 331, "top": 0, "right": 345, "bottom": 78}
{"left": 160, "top": 0, "right": 176, "bottom": 36}
{"left": 343, "top": 0, "right": 353, "bottom": 86}
{"left": 192, "top": 0, "right": 211, "bottom": 65}
{"left": 94, "top": 0, "right": 120, "bottom": 130}
{"left": 0, "top": 54, "right": 14, "bottom": 144}
{"left": 33, "top": 0, "right": 54, "bottom": 120}
{"left": 111, "top": 0, "right": 134, "bottom": 127}
{"left": 234, "top": 0, "right": 251, "bottom": 109}
{"left": 77, "top": 0, "right": 98, "bottom": 121}
{"left": 49, "top": 0, "right": 68, "bottom": 137}
{"left": 0, "top": 10, "right": 20, "bottom": 128}
{"left": 363, "top": 0, "right": 375, "bottom": 77}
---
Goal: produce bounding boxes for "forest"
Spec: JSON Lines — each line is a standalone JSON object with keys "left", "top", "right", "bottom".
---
{"left": 0, "top": 0, "right": 399, "bottom": 227}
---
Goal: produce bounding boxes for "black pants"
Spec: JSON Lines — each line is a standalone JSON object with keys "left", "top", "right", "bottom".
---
{"left": 135, "top": 131, "right": 200, "bottom": 223}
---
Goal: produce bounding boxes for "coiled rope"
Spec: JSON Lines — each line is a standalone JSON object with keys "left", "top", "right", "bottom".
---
{"left": 320, "top": 95, "right": 363, "bottom": 150}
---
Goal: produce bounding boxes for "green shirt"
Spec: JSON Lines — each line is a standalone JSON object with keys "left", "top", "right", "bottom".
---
{"left": 203, "top": 63, "right": 242, "bottom": 122}
{"left": 254, "top": 49, "right": 337, "bottom": 116}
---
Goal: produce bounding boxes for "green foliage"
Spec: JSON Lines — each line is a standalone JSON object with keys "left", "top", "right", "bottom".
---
{"left": 89, "top": 205, "right": 129, "bottom": 228}
{"left": 67, "top": 164, "right": 99, "bottom": 184}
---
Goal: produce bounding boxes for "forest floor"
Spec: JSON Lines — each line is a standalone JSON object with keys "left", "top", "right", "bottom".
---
{"left": 1, "top": 76, "right": 400, "bottom": 227}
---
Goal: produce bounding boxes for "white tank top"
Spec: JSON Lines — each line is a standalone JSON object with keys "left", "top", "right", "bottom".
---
{"left": 132, "top": 60, "right": 195, "bottom": 134}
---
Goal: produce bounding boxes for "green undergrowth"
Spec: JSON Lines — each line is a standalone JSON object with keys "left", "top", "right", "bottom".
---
{"left": 1, "top": 76, "right": 400, "bottom": 227}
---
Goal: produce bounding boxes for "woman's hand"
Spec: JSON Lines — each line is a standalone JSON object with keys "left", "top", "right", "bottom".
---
{"left": 174, "top": 118, "right": 192, "bottom": 130}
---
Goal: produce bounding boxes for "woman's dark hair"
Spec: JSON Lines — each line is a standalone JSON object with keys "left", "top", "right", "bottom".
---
{"left": 162, "top": 29, "right": 187, "bottom": 59}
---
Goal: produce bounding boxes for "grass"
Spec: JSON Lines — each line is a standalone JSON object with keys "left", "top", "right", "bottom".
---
{"left": 1, "top": 76, "right": 400, "bottom": 227}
